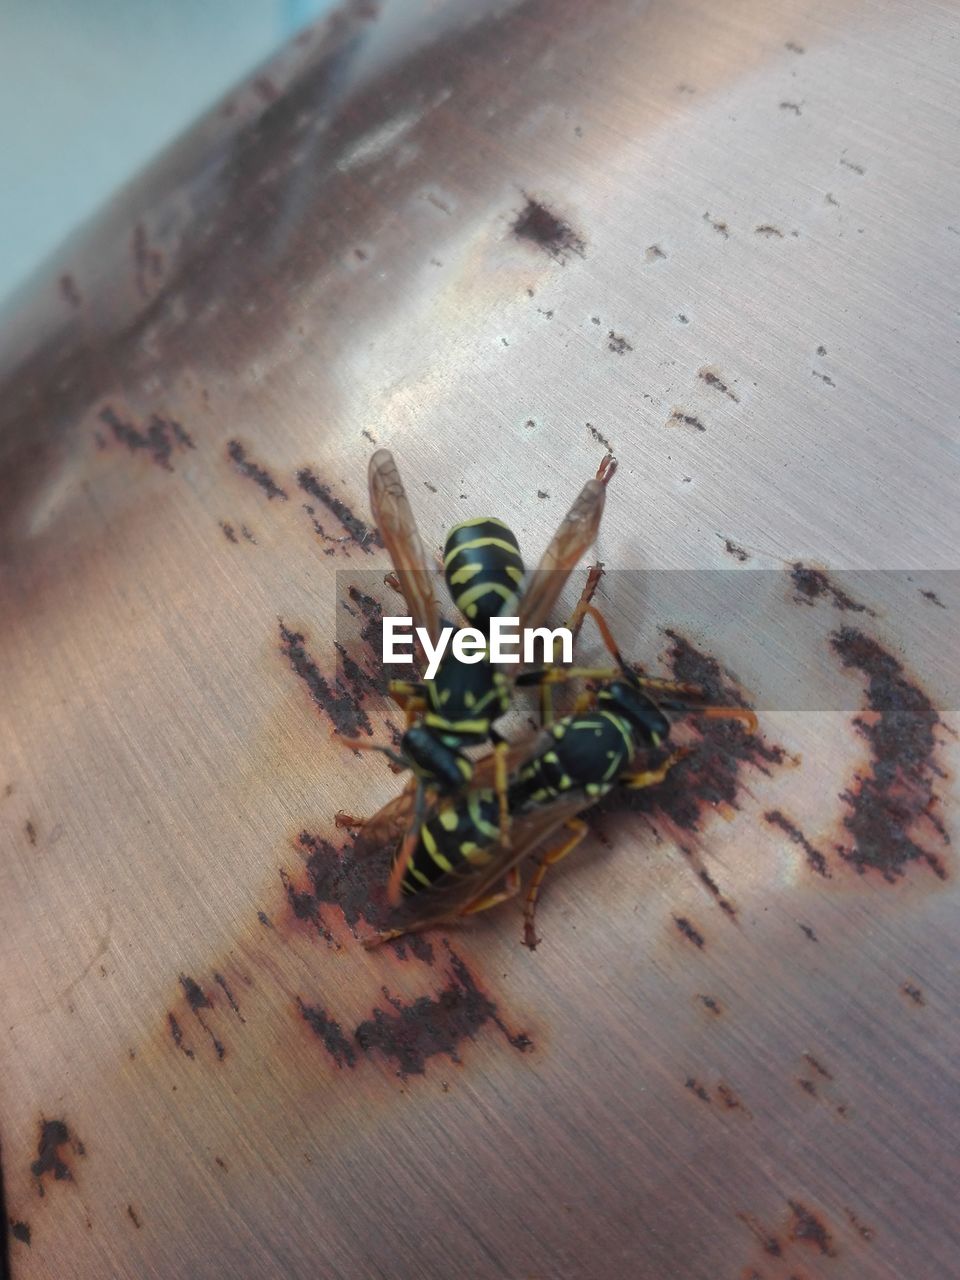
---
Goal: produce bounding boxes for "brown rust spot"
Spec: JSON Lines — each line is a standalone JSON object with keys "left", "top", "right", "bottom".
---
{"left": 673, "top": 916, "right": 705, "bottom": 948}
{"left": 703, "top": 212, "right": 730, "bottom": 238}
{"left": 220, "top": 521, "right": 238, "bottom": 543}
{"left": 31, "top": 1120, "right": 79, "bottom": 1187}
{"left": 668, "top": 409, "right": 706, "bottom": 432}
{"left": 685, "top": 1077, "right": 710, "bottom": 1103}
{"left": 901, "top": 982, "right": 926, "bottom": 1005}
{"left": 607, "top": 330, "right": 633, "bottom": 355}
{"left": 765, "top": 810, "right": 830, "bottom": 877}
{"left": 227, "top": 440, "right": 288, "bottom": 500}
{"left": 697, "top": 993, "right": 723, "bottom": 1015}
{"left": 700, "top": 368, "right": 740, "bottom": 401}
{"left": 213, "top": 973, "right": 245, "bottom": 1022}
{"left": 279, "top": 621, "right": 374, "bottom": 739}
{"left": 168, "top": 1013, "right": 194, "bottom": 1059}
{"left": 354, "top": 949, "right": 530, "bottom": 1077}
{"left": 297, "top": 468, "right": 378, "bottom": 551}
{"left": 788, "top": 1201, "right": 836, "bottom": 1256}
{"left": 512, "top": 197, "right": 585, "bottom": 262}
{"left": 755, "top": 225, "right": 784, "bottom": 238}
{"left": 599, "top": 631, "right": 781, "bottom": 834}
{"left": 586, "top": 423, "right": 614, "bottom": 452}
{"left": 831, "top": 628, "right": 947, "bottom": 881}
{"left": 790, "top": 564, "right": 873, "bottom": 615}
{"left": 126, "top": 1205, "right": 141, "bottom": 1229}
{"left": 799, "top": 923, "right": 818, "bottom": 941}
{"left": 724, "top": 539, "right": 749, "bottom": 562}
{"left": 844, "top": 1208, "right": 875, "bottom": 1241}
{"left": 24, "top": 820, "right": 37, "bottom": 846}
{"left": 179, "top": 975, "right": 225, "bottom": 1059}
{"left": 10, "top": 1219, "right": 31, "bottom": 1245}
{"left": 716, "top": 1083, "right": 749, "bottom": 1114}
{"left": 99, "top": 407, "right": 194, "bottom": 471}
{"left": 737, "top": 1212, "right": 783, "bottom": 1257}
{"left": 920, "top": 589, "right": 945, "bottom": 608}
{"left": 296, "top": 997, "right": 357, "bottom": 1068}
{"left": 802, "top": 1053, "right": 832, "bottom": 1079}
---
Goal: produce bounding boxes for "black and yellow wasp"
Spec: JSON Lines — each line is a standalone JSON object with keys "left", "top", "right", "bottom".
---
{"left": 339, "top": 448, "right": 615, "bottom": 859}
{"left": 366, "top": 606, "right": 757, "bottom": 950}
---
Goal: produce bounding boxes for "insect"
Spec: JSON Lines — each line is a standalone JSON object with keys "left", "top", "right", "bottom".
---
{"left": 337, "top": 449, "right": 616, "bottom": 865}
{"left": 367, "top": 608, "right": 757, "bottom": 950}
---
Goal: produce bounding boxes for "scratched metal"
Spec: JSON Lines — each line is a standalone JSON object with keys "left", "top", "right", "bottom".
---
{"left": 1, "top": 0, "right": 959, "bottom": 1277}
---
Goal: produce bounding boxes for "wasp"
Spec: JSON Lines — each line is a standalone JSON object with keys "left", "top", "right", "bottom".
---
{"left": 365, "top": 607, "right": 757, "bottom": 949}
{"left": 338, "top": 449, "right": 616, "bottom": 864}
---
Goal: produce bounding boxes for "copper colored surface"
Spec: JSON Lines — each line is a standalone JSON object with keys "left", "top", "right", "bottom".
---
{"left": 2, "top": 1, "right": 959, "bottom": 1277}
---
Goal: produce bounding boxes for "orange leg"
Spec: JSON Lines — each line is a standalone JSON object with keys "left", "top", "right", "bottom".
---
{"left": 461, "top": 865, "right": 521, "bottom": 916}
{"left": 522, "top": 819, "right": 589, "bottom": 950}
{"left": 621, "top": 747, "right": 689, "bottom": 790}
{"left": 332, "top": 731, "right": 408, "bottom": 773}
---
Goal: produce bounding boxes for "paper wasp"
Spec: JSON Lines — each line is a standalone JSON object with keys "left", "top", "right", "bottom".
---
{"left": 364, "top": 607, "right": 757, "bottom": 950}
{"left": 337, "top": 449, "right": 615, "bottom": 866}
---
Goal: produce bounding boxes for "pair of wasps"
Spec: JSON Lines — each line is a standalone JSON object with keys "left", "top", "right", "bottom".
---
{"left": 339, "top": 450, "right": 754, "bottom": 949}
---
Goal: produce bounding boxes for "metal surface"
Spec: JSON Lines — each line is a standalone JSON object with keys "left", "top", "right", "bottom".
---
{"left": 2, "top": 0, "right": 959, "bottom": 1276}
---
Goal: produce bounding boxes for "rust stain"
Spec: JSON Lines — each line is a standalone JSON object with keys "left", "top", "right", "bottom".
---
{"left": 279, "top": 621, "right": 375, "bottom": 739}
{"left": 673, "top": 916, "right": 705, "bottom": 948}
{"left": 790, "top": 564, "right": 874, "bottom": 615}
{"left": 723, "top": 539, "right": 749, "bottom": 562}
{"left": 298, "top": 469, "right": 379, "bottom": 552}
{"left": 99, "top": 406, "right": 195, "bottom": 472}
{"left": 699, "top": 368, "right": 740, "bottom": 401}
{"left": 668, "top": 409, "right": 706, "bottom": 432}
{"left": 764, "top": 810, "right": 830, "bottom": 877}
{"left": 831, "top": 628, "right": 948, "bottom": 881}
{"left": 10, "top": 1220, "right": 31, "bottom": 1246}
{"left": 353, "top": 948, "right": 531, "bottom": 1078}
{"left": 168, "top": 1012, "right": 195, "bottom": 1059}
{"left": 126, "top": 1205, "right": 141, "bottom": 1229}
{"left": 296, "top": 997, "right": 357, "bottom": 1068}
{"left": 226, "top": 440, "right": 288, "bottom": 500}
{"left": 179, "top": 975, "right": 225, "bottom": 1059}
{"left": 30, "top": 1119, "right": 81, "bottom": 1190}
{"left": 787, "top": 1201, "right": 836, "bottom": 1256}
{"left": 607, "top": 331, "right": 633, "bottom": 355}
{"left": 511, "top": 197, "right": 585, "bottom": 262}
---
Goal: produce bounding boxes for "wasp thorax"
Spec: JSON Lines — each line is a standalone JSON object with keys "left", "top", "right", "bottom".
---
{"left": 443, "top": 517, "right": 525, "bottom": 630}
{"left": 599, "top": 682, "right": 671, "bottom": 745}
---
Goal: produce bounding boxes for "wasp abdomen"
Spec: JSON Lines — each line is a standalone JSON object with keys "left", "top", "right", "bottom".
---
{"left": 401, "top": 789, "right": 501, "bottom": 895}
{"left": 443, "top": 517, "right": 524, "bottom": 628}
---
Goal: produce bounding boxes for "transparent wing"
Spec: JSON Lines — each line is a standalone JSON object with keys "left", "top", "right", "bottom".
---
{"left": 517, "top": 458, "right": 614, "bottom": 633}
{"left": 368, "top": 449, "right": 441, "bottom": 643}
{"left": 379, "top": 786, "right": 592, "bottom": 935}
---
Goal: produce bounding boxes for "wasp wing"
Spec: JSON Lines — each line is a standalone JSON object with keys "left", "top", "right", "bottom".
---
{"left": 368, "top": 449, "right": 441, "bottom": 644}
{"left": 517, "top": 466, "right": 611, "bottom": 634}
{"left": 377, "top": 787, "right": 593, "bottom": 938}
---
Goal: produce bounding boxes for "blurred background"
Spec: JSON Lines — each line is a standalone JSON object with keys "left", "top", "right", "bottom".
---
{"left": 0, "top": 0, "right": 333, "bottom": 307}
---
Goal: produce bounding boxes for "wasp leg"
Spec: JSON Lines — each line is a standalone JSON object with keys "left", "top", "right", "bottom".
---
{"left": 461, "top": 866, "right": 522, "bottom": 916}
{"left": 335, "top": 811, "right": 366, "bottom": 829}
{"left": 384, "top": 781, "right": 428, "bottom": 907}
{"left": 522, "top": 818, "right": 589, "bottom": 950}
{"left": 566, "top": 561, "right": 606, "bottom": 650}
{"left": 621, "top": 747, "right": 689, "bottom": 790}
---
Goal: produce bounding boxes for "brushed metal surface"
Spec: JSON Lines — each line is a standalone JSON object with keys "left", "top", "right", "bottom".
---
{"left": 2, "top": 1, "right": 959, "bottom": 1277}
